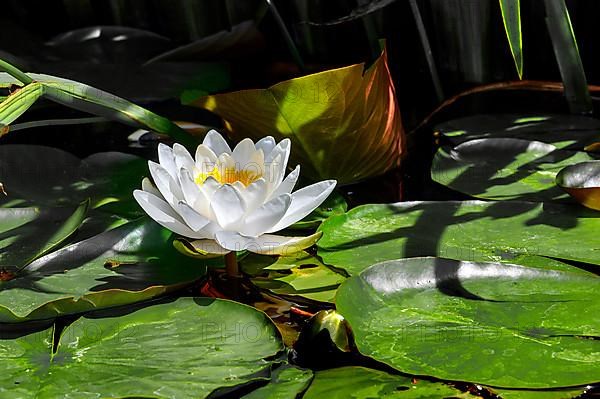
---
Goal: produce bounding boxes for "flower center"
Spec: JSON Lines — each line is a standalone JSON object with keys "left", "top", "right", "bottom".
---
{"left": 195, "top": 166, "right": 261, "bottom": 187}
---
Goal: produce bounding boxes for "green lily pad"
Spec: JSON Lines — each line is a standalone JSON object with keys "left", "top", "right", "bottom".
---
{"left": 317, "top": 201, "right": 600, "bottom": 276}
{"left": 336, "top": 257, "right": 600, "bottom": 388}
{"left": 290, "top": 191, "right": 348, "bottom": 230}
{"left": 242, "top": 366, "right": 313, "bottom": 399}
{"left": 303, "top": 366, "right": 465, "bottom": 398}
{"left": 435, "top": 114, "right": 600, "bottom": 149}
{"left": 0, "top": 202, "right": 88, "bottom": 269}
{"left": 431, "top": 138, "right": 596, "bottom": 201}
{"left": 241, "top": 252, "right": 346, "bottom": 303}
{"left": 555, "top": 160, "right": 600, "bottom": 211}
{"left": 0, "top": 217, "right": 208, "bottom": 322}
{"left": 0, "top": 297, "right": 283, "bottom": 398}
{"left": 491, "top": 386, "right": 589, "bottom": 399}
{"left": 0, "top": 145, "right": 147, "bottom": 218}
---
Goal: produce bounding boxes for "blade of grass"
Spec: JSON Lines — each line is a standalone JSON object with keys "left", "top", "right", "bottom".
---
{"left": 544, "top": 0, "right": 591, "bottom": 114}
{"left": 499, "top": 0, "right": 523, "bottom": 79}
{"left": 0, "top": 60, "right": 196, "bottom": 147}
{"left": 9, "top": 116, "right": 108, "bottom": 133}
{"left": 0, "top": 83, "right": 44, "bottom": 135}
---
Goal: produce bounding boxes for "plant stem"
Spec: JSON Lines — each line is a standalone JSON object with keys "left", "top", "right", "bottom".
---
{"left": 0, "top": 58, "right": 33, "bottom": 85}
{"left": 224, "top": 252, "right": 240, "bottom": 278}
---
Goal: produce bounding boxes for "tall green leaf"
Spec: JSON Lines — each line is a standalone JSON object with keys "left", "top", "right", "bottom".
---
{"left": 499, "top": 0, "right": 523, "bottom": 79}
{"left": 544, "top": 0, "right": 592, "bottom": 114}
{"left": 0, "top": 60, "right": 195, "bottom": 146}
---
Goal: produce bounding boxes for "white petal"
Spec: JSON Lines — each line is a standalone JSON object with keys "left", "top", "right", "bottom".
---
{"left": 173, "top": 143, "right": 195, "bottom": 173}
{"left": 218, "top": 152, "right": 235, "bottom": 171}
{"left": 133, "top": 190, "right": 205, "bottom": 239}
{"left": 175, "top": 200, "right": 211, "bottom": 231}
{"left": 268, "top": 165, "right": 300, "bottom": 200}
{"left": 265, "top": 153, "right": 283, "bottom": 193}
{"left": 247, "top": 148, "right": 265, "bottom": 179}
{"left": 188, "top": 239, "right": 231, "bottom": 255}
{"left": 148, "top": 161, "right": 183, "bottom": 207}
{"left": 142, "top": 177, "right": 162, "bottom": 199}
{"left": 210, "top": 184, "right": 247, "bottom": 229}
{"left": 158, "top": 143, "right": 177, "bottom": 180}
{"left": 265, "top": 139, "right": 291, "bottom": 190}
{"left": 240, "top": 194, "right": 291, "bottom": 237}
{"left": 242, "top": 178, "right": 269, "bottom": 213}
{"left": 215, "top": 231, "right": 322, "bottom": 255}
{"left": 195, "top": 144, "right": 218, "bottom": 174}
{"left": 201, "top": 176, "right": 220, "bottom": 198}
{"left": 267, "top": 180, "right": 337, "bottom": 232}
{"left": 255, "top": 136, "right": 276, "bottom": 155}
{"left": 232, "top": 138, "right": 256, "bottom": 167}
{"left": 203, "top": 129, "right": 231, "bottom": 155}
{"left": 178, "top": 168, "right": 211, "bottom": 217}
{"left": 177, "top": 168, "right": 200, "bottom": 206}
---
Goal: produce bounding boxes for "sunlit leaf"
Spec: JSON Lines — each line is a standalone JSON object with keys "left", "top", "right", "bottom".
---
{"left": 336, "top": 257, "right": 600, "bottom": 388}
{"left": 241, "top": 251, "right": 346, "bottom": 303}
{"left": 499, "top": 0, "right": 523, "bottom": 79}
{"left": 0, "top": 218, "right": 209, "bottom": 323}
{"left": 0, "top": 298, "right": 283, "bottom": 397}
{"left": 0, "top": 63, "right": 194, "bottom": 146}
{"left": 434, "top": 114, "right": 600, "bottom": 148}
{"left": 191, "top": 47, "right": 404, "bottom": 184}
{"left": 0, "top": 145, "right": 146, "bottom": 218}
{"left": 544, "top": 0, "right": 592, "bottom": 114}
{"left": 431, "top": 138, "right": 596, "bottom": 201}
{"left": 318, "top": 201, "right": 600, "bottom": 276}
{"left": 303, "top": 366, "right": 464, "bottom": 398}
{"left": 242, "top": 366, "right": 313, "bottom": 399}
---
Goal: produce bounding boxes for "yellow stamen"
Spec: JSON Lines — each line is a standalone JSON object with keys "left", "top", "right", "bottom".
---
{"left": 195, "top": 167, "right": 261, "bottom": 187}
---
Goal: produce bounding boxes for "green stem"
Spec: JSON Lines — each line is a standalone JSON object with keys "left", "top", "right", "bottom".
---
{"left": 0, "top": 59, "right": 33, "bottom": 85}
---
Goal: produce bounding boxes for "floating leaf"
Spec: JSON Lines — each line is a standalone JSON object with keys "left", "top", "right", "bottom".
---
{"left": 0, "top": 218, "right": 208, "bottom": 322}
{"left": 242, "top": 366, "right": 313, "bottom": 399}
{"left": 0, "top": 202, "right": 88, "bottom": 270}
{"left": 435, "top": 114, "right": 600, "bottom": 148}
{"left": 241, "top": 251, "right": 346, "bottom": 303}
{"left": 490, "top": 386, "right": 589, "bottom": 399}
{"left": 431, "top": 138, "right": 596, "bottom": 201}
{"left": 318, "top": 201, "right": 600, "bottom": 276}
{"left": 303, "top": 366, "right": 464, "bottom": 398}
{"left": 499, "top": 0, "right": 523, "bottom": 79}
{"left": 290, "top": 190, "right": 347, "bottom": 230}
{"left": 556, "top": 160, "right": 600, "bottom": 210}
{"left": 0, "top": 145, "right": 146, "bottom": 217}
{"left": 0, "top": 298, "right": 283, "bottom": 397}
{"left": 191, "top": 47, "right": 404, "bottom": 184}
{"left": 336, "top": 257, "right": 600, "bottom": 388}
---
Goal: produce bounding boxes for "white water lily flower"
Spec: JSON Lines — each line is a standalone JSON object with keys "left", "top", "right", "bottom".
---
{"left": 133, "top": 130, "right": 336, "bottom": 255}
